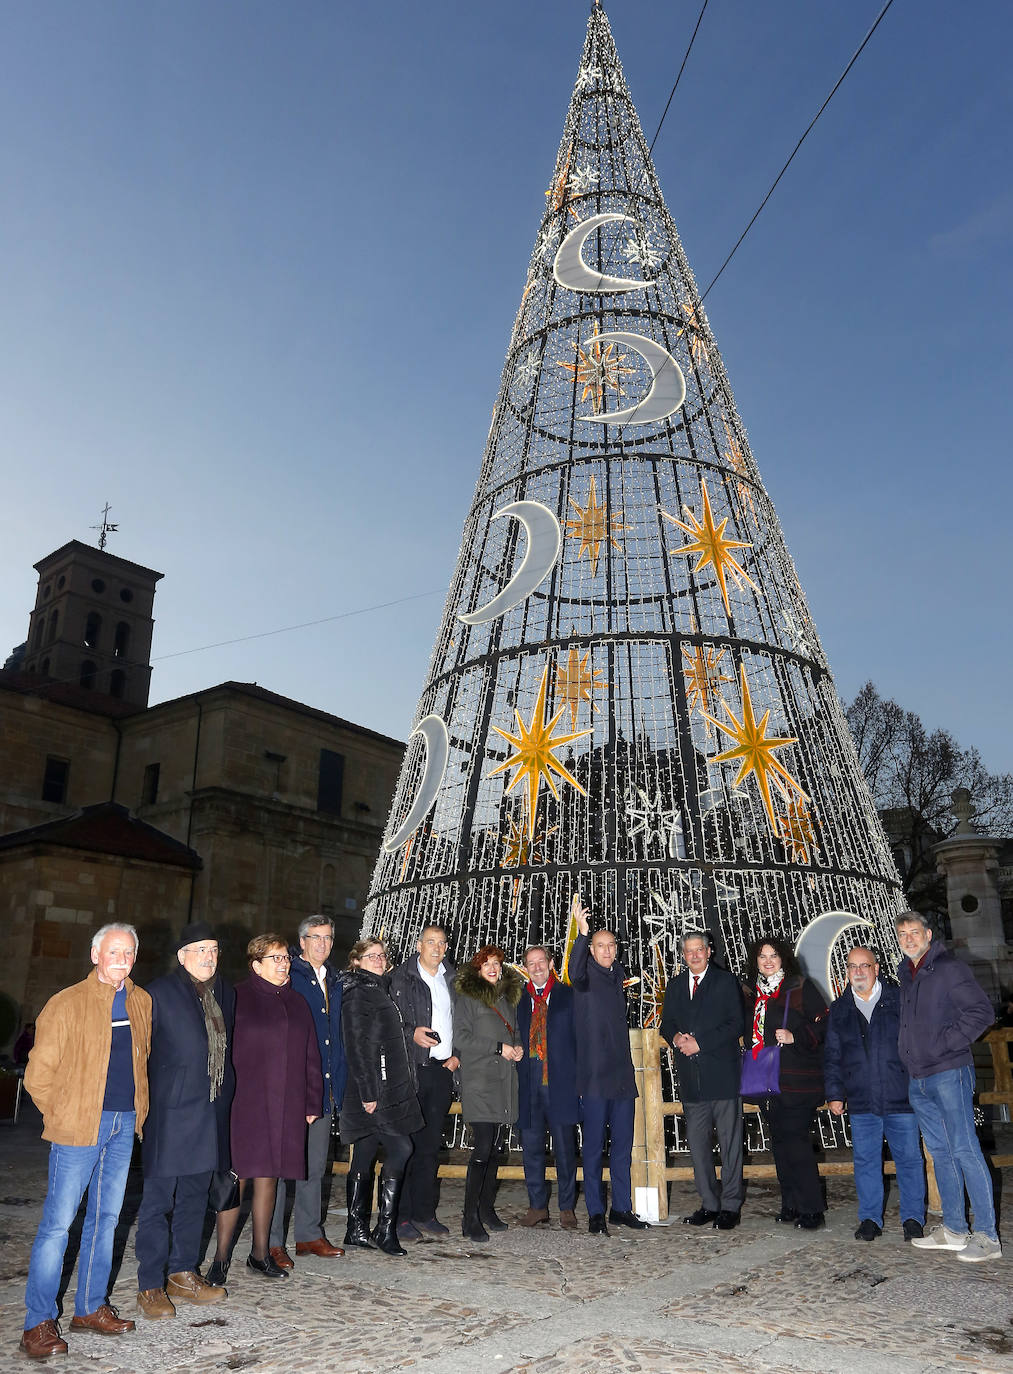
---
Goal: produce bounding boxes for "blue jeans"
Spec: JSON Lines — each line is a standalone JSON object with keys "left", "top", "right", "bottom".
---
{"left": 24, "top": 1111, "right": 136, "bottom": 1330}
{"left": 849, "top": 1111, "right": 925, "bottom": 1226}
{"left": 908, "top": 1067, "right": 996, "bottom": 1239}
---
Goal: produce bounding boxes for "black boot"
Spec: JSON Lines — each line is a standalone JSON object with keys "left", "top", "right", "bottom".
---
{"left": 371, "top": 1174, "right": 407, "bottom": 1256}
{"left": 479, "top": 1160, "right": 508, "bottom": 1231}
{"left": 344, "top": 1174, "right": 375, "bottom": 1249}
{"left": 462, "top": 1159, "right": 489, "bottom": 1242}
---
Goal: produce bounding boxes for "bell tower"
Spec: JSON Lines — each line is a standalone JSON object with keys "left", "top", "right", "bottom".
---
{"left": 22, "top": 541, "right": 163, "bottom": 708}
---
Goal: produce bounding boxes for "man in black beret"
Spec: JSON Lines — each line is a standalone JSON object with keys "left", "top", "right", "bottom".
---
{"left": 134, "top": 923, "right": 236, "bottom": 1318}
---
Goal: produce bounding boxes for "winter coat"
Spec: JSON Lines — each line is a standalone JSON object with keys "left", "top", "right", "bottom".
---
{"left": 660, "top": 963, "right": 743, "bottom": 1103}
{"left": 568, "top": 933, "right": 637, "bottom": 1100}
{"left": 287, "top": 954, "right": 347, "bottom": 1116}
{"left": 454, "top": 965, "right": 524, "bottom": 1125}
{"left": 823, "top": 983, "right": 912, "bottom": 1117}
{"left": 390, "top": 956, "right": 459, "bottom": 1068}
{"left": 339, "top": 967, "right": 423, "bottom": 1140}
{"left": 25, "top": 970, "right": 151, "bottom": 1146}
{"left": 742, "top": 975, "right": 828, "bottom": 1102}
{"left": 516, "top": 979, "right": 579, "bottom": 1128}
{"left": 142, "top": 965, "right": 236, "bottom": 1178}
{"left": 897, "top": 939, "right": 995, "bottom": 1079}
{"left": 229, "top": 971, "right": 322, "bottom": 1178}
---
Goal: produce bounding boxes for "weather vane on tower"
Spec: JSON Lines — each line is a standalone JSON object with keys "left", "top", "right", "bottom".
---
{"left": 90, "top": 503, "right": 119, "bottom": 552}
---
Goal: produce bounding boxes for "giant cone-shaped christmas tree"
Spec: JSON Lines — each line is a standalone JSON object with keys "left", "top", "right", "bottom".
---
{"left": 364, "top": 3, "right": 903, "bottom": 1022}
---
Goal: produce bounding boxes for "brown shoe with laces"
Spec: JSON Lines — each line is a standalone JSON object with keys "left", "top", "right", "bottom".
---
{"left": 268, "top": 1246, "right": 294, "bottom": 1269}
{"left": 69, "top": 1305, "right": 135, "bottom": 1335}
{"left": 167, "top": 1270, "right": 227, "bottom": 1304}
{"left": 136, "top": 1288, "right": 175, "bottom": 1320}
{"left": 19, "top": 1319, "right": 68, "bottom": 1358}
{"left": 295, "top": 1236, "right": 345, "bottom": 1257}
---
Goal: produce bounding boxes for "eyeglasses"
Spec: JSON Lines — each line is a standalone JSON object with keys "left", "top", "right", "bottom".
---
{"left": 360, "top": 952, "right": 387, "bottom": 963}
{"left": 304, "top": 933, "right": 333, "bottom": 943}
{"left": 846, "top": 962, "right": 876, "bottom": 972}
{"left": 184, "top": 944, "right": 218, "bottom": 957}
{"left": 262, "top": 954, "right": 291, "bottom": 965}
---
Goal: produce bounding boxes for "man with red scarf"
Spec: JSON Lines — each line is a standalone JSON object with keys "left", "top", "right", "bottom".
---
{"left": 515, "top": 946, "right": 579, "bottom": 1229}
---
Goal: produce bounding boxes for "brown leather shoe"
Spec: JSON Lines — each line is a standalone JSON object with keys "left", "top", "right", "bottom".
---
{"left": 268, "top": 1246, "right": 294, "bottom": 1270}
{"left": 167, "top": 1270, "right": 227, "bottom": 1304}
{"left": 559, "top": 1209, "right": 578, "bottom": 1230}
{"left": 69, "top": 1305, "right": 135, "bottom": 1335}
{"left": 136, "top": 1288, "right": 176, "bottom": 1320}
{"left": 518, "top": 1207, "right": 550, "bottom": 1227}
{"left": 19, "top": 1320, "right": 68, "bottom": 1358}
{"left": 295, "top": 1236, "right": 345, "bottom": 1257}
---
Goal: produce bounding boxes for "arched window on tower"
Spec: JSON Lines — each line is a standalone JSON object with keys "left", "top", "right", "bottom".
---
{"left": 84, "top": 612, "right": 102, "bottom": 649}
{"left": 47, "top": 610, "right": 59, "bottom": 644}
{"left": 113, "top": 622, "right": 130, "bottom": 658}
{"left": 79, "top": 660, "right": 97, "bottom": 690}
{"left": 110, "top": 669, "right": 126, "bottom": 699}
{"left": 40, "top": 658, "right": 50, "bottom": 676}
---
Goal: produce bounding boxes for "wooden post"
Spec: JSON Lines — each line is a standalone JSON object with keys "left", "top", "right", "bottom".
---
{"left": 922, "top": 1144, "right": 942, "bottom": 1215}
{"left": 640, "top": 1028, "right": 669, "bottom": 1219}
{"left": 629, "top": 1029, "right": 649, "bottom": 1207}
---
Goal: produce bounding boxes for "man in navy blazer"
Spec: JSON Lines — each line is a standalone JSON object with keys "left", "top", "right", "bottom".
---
{"left": 270, "top": 915, "right": 348, "bottom": 1264}
{"left": 516, "top": 946, "right": 579, "bottom": 1230}
{"left": 570, "top": 900, "right": 649, "bottom": 1234}
{"left": 660, "top": 931, "right": 744, "bottom": 1229}
{"left": 135, "top": 923, "right": 235, "bottom": 1318}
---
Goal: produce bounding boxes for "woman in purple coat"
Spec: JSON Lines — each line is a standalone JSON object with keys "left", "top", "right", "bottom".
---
{"left": 205, "top": 934, "right": 322, "bottom": 1284}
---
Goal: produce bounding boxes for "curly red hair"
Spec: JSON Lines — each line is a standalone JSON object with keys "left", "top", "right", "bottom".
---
{"left": 469, "top": 944, "right": 506, "bottom": 970}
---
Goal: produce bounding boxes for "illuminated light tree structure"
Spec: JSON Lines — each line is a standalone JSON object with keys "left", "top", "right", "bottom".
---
{"left": 364, "top": 5, "right": 903, "bottom": 1031}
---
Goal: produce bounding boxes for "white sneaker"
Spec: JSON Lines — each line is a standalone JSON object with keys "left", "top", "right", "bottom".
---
{"left": 955, "top": 1232, "right": 1002, "bottom": 1263}
{"left": 910, "top": 1224, "right": 969, "bottom": 1251}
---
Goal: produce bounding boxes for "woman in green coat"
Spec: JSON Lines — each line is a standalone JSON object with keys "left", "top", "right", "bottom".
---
{"left": 455, "top": 946, "right": 524, "bottom": 1242}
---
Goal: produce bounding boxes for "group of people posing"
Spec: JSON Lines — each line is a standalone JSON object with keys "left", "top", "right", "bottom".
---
{"left": 660, "top": 911, "right": 1001, "bottom": 1267}
{"left": 16, "top": 903, "right": 1002, "bottom": 1360}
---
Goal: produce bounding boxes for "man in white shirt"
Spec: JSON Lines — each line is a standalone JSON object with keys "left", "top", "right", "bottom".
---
{"left": 390, "top": 926, "right": 459, "bottom": 1239}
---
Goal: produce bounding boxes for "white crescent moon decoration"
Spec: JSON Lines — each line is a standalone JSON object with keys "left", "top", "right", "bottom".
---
{"left": 553, "top": 213, "right": 646, "bottom": 294}
{"left": 581, "top": 332, "right": 686, "bottom": 426}
{"left": 383, "top": 714, "right": 450, "bottom": 852}
{"left": 794, "top": 910, "right": 875, "bottom": 1005}
{"left": 458, "top": 501, "right": 562, "bottom": 625}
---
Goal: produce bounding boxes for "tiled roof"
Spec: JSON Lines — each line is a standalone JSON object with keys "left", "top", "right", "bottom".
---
{"left": 0, "top": 803, "right": 201, "bottom": 870}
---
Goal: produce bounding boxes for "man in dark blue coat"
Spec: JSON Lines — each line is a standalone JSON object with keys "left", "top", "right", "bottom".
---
{"left": 135, "top": 923, "right": 235, "bottom": 1318}
{"left": 270, "top": 915, "right": 348, "bottom": 1264}
{"left": 570, "top": 900, "right": 648, "bottom": 1234}
{"left": 660, "top": 931, "right": 744, "bottom": 1229}
{"left": 516, "top": 945, "right": 578, "bottom": 1230}
{"left": 824, "top": 944, "right": 925, "bottom": 1242}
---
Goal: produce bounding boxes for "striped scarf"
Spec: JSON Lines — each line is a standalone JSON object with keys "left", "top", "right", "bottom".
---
{"left": 526, "top": 973, "right": 555, "bottom": 1086}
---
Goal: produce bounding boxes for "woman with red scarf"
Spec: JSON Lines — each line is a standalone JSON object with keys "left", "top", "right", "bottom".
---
{"left": 742, "top": 936, "right": 829, "bottom": 1230}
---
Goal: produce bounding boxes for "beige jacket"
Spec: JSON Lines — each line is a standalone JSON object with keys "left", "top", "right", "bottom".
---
{"left": 24, "top": 970, "right": 152, "bottom": 1145}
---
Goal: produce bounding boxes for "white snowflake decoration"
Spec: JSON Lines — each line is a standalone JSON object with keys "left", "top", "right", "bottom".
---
{"left": 514, "top": 347, "right": 541, "bottom": 389}
{"left": 576, "top": 64, "right": 603, "bottom": 91}
{"left": 626, "top": 784, "right": 685, "bottom": 858}
{"left": 568, "top": 162, "right": 598, "bottom": 197}
{"left": 537, "top": 224, "right": 560, "bottom": 260}
{"left": 625, "top": 233, "right": 663, "bottom": 272}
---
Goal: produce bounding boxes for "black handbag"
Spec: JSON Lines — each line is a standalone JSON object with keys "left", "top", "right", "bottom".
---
{"left": 209, "top": 1169, "right": 240, "bottom": 1212}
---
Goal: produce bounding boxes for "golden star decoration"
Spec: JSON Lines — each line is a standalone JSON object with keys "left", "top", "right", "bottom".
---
{"left": 565, "top": 476, "right": 629, "bottom": 576}
{"left": 555, "top": 646, "right": 607, "bottom": 728}
{"left": 682, "top": 642, "right": 732, "bottom": 718}
{"left": 544, "top": 147, "right": 580, "bottom": 219}
{"left": 677, "top": 300, "right": 709, "bottom": 364}
{"left": 501, "top": 815, "right": 557, "bottom": 869}
{"left": 722, "top": 420, "right": 757, "bottom": 521}
{"left": 700, "top": 663, "right": 808, "bottom": 831}
{"left": 558, "top": 327, "right": 636, "bottom": 413}
{"left": 487, "top": 667, "right": 591, "bottom": 842}
{"left": 776, "top": 799, "right": 819, "bottom": 865}
{"left": 662, "top": 479, "right": 758, "bottom": 616}
{"left": 642, "top": 942, "right": 668, "bottom": 1029}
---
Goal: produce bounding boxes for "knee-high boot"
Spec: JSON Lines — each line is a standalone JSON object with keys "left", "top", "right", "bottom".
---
{"left": 479, "top": 1156, "right": 508, "bottom": 1231}
{"left": 371, "top": 1173, "right": 407, "bottom": 1257}
{"left": 462, "top": 1158, "right": 490, "bottom": 1242}
{"left": 344, "top": 1174, "right": 375, "bottom": 1249}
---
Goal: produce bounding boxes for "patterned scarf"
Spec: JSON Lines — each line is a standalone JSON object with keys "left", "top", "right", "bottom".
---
{"left": 526, "top": 972, "right": 555, "bottom": 1086}
{"left": 750, "top": 969, "right": 785, "bottom": 1060}
{"left": 191, "top": 975, "right": 227, "bottom": 1102}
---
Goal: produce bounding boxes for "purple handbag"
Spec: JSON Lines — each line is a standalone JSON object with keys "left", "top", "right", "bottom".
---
{"left": 740, "top": 990, "right": 791, "bottom": 1100}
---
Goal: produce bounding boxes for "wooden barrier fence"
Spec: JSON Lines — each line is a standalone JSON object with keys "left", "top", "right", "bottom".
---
{"left": 333, "top": 1026, "right": 1013, "bottom": 1221}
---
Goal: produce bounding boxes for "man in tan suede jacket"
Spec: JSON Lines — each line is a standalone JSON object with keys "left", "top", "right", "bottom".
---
{"left": 20, "top": 924, "right": 151, "bottom": 1359}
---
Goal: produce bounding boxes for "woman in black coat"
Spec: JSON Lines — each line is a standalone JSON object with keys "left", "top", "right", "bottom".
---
{"left": 742, "top": 935, "right": 829, "bottom": 1229}
{"left": 455, "top": 945, "right": 524, "bottom": 1242}
{"left": 339, "top": 938, "right": 423, "bottom": 1256}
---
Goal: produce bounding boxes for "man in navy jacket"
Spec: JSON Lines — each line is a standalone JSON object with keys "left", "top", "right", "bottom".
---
{"left": 516, "top": 946, "right": 578, "bottom": 1229}
{"left": 269, "top": 916, "right": 347, "bottom": 1264}
{"left": 896, "top": 910, "right": 999, "bottom": 1263}
{"left": 570, "top": 900, "right": 648, "bottom": 1234}
{"left": 824, "top": 944, "right": 925, "bottom": 1241}
{"left": 135, "top": 923, "right": 234, "bottom": 1317}
{"left": 660, "top": 932, "right": 744, "bottom": 1229}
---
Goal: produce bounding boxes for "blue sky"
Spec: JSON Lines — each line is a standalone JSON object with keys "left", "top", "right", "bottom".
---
{"left": 2, "top": 1, "right": 1010, "bottom": 776}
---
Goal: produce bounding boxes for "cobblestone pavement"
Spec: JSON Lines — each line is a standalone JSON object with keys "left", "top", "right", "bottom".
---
{"left": 0, "top": 1113, "right": 1008, "bottom": 1374}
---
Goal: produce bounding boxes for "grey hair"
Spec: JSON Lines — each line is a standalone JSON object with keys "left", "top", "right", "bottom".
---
{"left": 91, "top": 923, "right": 139, "bottom": 955}
{"left": 298, "top": 914, "right": 335, "bottom": 940}
{"left": 681, "top": 930, "right": 711, "bottom": 950}
{"left": 894, "top": 909, "right": 932, "bottom": 932}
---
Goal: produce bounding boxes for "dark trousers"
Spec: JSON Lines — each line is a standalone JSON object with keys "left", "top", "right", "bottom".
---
{"left": 580, "top": 1096, "right": 634, "bottom": 1215}
{"left": 399, "top": 1061, "right": 454, "bottom": 1224}
{"left": 520, "top": 1082, "right": 577, "bottom": 1211}
{"left": 271, "top": 1110, "right": 334, "bottom": 1247}
{"left": 762, "top": 1095, "right": 824, "bottom": 1214}
{"left": 684, "top": 1097, "right": 744, "bottom": 1212}
{"left": 349, "top": 1131, "right": 413, "bottom": 1179}
{"left": 135, "top": 1171, "right": 213, "bottom": 1290}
